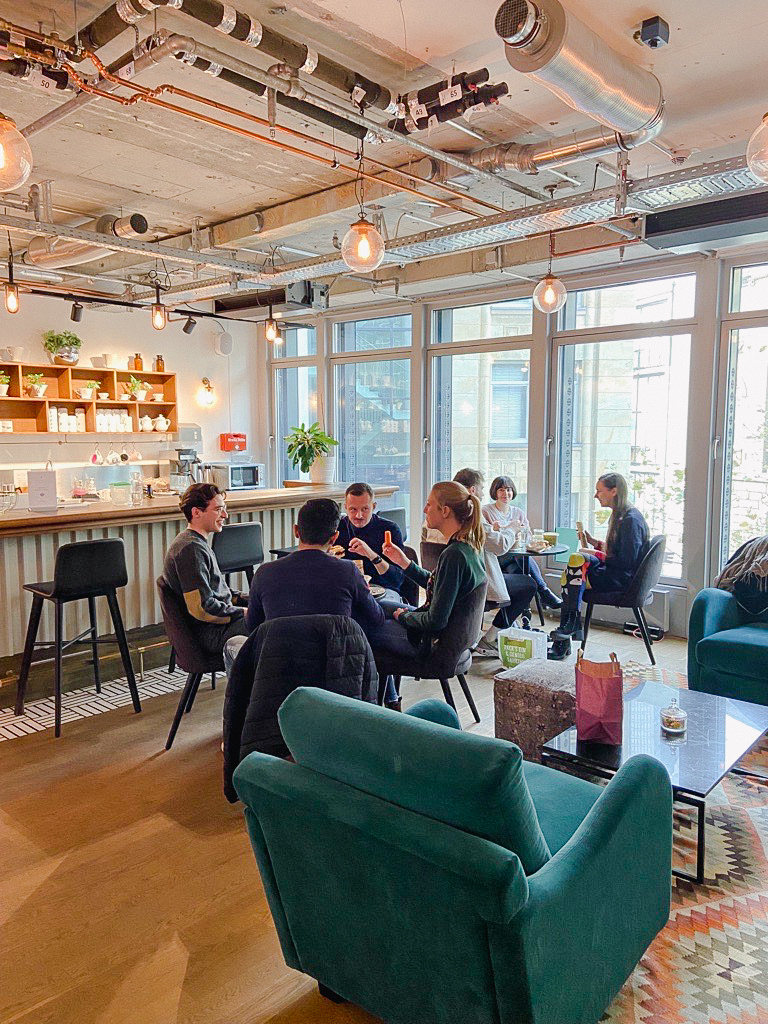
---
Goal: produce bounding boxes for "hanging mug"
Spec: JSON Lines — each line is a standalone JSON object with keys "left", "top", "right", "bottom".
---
{"left": 120, "top": 443, "right": 130, "bottom": 463}
{"left": 129, "top": 443, "right": 142, "bottom": 463}
{"left": 91, "top": 444, "right": 104, "bottom": 466}
{"left": 105, "top": 442, "right": 121, "bottom": 466}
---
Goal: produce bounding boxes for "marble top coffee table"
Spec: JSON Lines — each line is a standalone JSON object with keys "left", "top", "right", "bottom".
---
{"left": 541, "top": 681, "right": 768, "bottom": 883}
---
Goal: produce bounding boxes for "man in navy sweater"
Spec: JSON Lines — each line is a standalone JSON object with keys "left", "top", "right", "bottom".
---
{"left": 224, "top": 498, "right": 389, "bottom": 685}
{"left": 336, "top": 482, "right": 405, "bottom": 595}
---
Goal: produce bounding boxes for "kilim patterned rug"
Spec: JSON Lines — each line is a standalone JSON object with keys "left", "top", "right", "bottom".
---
{"left": 604, "top": 665, "right": 768, "bottom": 1022}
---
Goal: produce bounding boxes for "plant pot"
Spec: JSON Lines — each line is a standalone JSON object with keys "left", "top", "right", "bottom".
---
{"left": 134, "top": 390, "right": 148, "bottom": 402}
{"left": 26, "top": 384, "right": 47, "bottom": 398}
{"left": 49, "top": 346, "right": 80, "bottom": 366}
{"left": 0, "top": 384, "right": 8, "bottom": 396}
{"left": 76, "top": 388, "right": 95, "bottom": 400}
{"left": 309, "top": 454, "right": 336, "bottom": 485}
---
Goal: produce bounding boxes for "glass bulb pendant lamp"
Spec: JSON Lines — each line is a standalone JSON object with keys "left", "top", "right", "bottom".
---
{"left": 341, "top": 215, "right": 386, "bottom": 272}
{"left": 0, "top": 114, "right": 33, "bottom": 192}
{"left": 532, "top": 233, "right": 568, "bottom": 315}
{"left": 747, "top": 113, "right": 768, "bottom": 184}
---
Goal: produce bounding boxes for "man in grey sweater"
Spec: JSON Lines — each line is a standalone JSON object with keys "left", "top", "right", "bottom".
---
{"left": 162, "top": 483, "right": 250, "bottom": 657}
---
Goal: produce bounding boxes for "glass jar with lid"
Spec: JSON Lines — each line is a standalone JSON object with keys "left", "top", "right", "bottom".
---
{"left": 660, "top": 697, "right": 687, "bottom": 734}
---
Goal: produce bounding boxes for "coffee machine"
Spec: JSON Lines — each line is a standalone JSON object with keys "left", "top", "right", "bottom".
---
{"left": 160, "top": 447, "right": 202, "bottom": 491}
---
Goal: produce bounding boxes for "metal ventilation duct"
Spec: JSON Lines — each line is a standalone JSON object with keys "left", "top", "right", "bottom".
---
{"left": 24, "top": 213, "right": 149, "bottom": 268}
{"left": 495, "top": 0, "right": 663, "bottom": 134}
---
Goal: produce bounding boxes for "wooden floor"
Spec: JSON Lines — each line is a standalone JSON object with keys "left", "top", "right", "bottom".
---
{"left": 0, "top": 627, "right": 688, "bottom": 1024}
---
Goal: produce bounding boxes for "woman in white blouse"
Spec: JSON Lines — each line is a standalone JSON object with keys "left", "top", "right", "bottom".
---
{"left": 481, "top": 476, "right": 562, "bottom": 609}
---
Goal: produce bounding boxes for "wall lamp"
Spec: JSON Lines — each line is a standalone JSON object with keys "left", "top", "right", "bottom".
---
{"left": 199, "top": 377, "right": 215, "bottom": 406}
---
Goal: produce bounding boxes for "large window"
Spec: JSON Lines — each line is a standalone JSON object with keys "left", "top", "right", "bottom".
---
{"left": 335, "top": 358, "right": 410, "bottom": 508}
{"left": 433, "top": 350, "right": 530, "bottom": 506}
{"left": 275, "top": 365, "right": 318, "bottom": 482}
{"left": 434, "top": 297, "right": 533, "bottom": 343}
{"left": 731, "top": 264, "right": 768, "bottom": 313}
{"left": 720, "top": 325, "right": 768, "bottom": 562}
{"left": 277, "top": 325, "right": 316, "bottom": 358}
{"left": 557, "top": 334, "right": 691, "bottom": 578}
{"left": 562, "top": 274, "right": 696, "bottom": 331}
{"left": 334, "top": 314, "right": 411, "bottom": 353}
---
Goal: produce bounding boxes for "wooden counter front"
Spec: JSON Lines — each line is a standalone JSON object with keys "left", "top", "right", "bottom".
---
{"left": 0, "top": 483, "right": 399, "bottom": 660}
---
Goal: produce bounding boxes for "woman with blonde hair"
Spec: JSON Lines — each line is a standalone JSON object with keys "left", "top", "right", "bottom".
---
{"left": 369, "top": 481, "right": 487, "bottom": 705}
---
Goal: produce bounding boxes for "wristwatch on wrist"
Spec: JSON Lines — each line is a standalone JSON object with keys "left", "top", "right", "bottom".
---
{"left": 371, "top": 555, "right": 383, "bottom": 565}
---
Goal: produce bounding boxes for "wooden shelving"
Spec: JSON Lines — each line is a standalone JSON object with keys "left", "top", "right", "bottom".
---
{"left": 0, "top": 361, "right": 178, "bottom": 434}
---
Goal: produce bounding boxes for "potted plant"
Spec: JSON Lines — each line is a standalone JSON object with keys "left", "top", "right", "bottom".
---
{"left": 123, "top": 375, "right": 150, "bottom": 401}
{"left": 42, "top": 330, "right": 83, "bottom": 366}
{"left": 25, "top": 372, "right": 47, "bottom": 397}
{"left": 284, "top": 422, "right": 338, "bottom": 484}
{"left": 0, "top": 370, "right": 9, "bottom": 397}
{"left": 76, "top": 380, "right": 99, "bottom": 400}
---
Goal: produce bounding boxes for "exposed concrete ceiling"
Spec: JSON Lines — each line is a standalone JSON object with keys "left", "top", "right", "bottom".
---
{"left": 0, "top": 0, "right": 765, "bottom": 306}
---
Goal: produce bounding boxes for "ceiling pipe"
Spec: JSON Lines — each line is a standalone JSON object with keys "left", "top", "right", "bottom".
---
{"left": 24, "top": 213, "right": 150, "bottom": 268}
{"left": 68, "top": 0, "right": 395, "bottom": 111}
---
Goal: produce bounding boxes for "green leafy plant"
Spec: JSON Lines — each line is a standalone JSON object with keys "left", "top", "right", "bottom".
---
{"left": 0, "top": 371, "right": 9, "bottom": 386}
{"left": 284, "top": 422, "right": 338, "bottom": 474}
{"left": 124, "top": 375, "right": 149, "bottom": 395}
{"left": 25, "top": 372, "right": 45, "bottom": 386}
{"left": 84, "top": 380, "right": 99, "bottom": 390}
{"left": 42, "top": 330, "right": 83, "bottom": 353}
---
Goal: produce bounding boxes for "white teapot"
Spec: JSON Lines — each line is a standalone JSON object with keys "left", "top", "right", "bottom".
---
{"left": 153, "top": 414, "right": 171, "bottom": 431}
{"left": 139, "top": 415, "right": 154, "bottom": 432}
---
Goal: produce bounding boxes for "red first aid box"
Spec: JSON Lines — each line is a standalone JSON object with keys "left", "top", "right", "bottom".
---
{"left": 219, "top": 432, "right": 247, "bottom": 452}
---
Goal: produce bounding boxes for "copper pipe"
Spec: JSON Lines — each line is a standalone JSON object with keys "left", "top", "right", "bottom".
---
{"left": 57, "top": 57, "right": 488, "bottom": 217}
{"left": 85, "top": 49, "right": 502, "bottom": 216}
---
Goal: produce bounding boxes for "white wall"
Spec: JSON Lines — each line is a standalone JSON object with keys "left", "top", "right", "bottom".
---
{"left": 0, "top": 293, "right": 261, "bottom": 465}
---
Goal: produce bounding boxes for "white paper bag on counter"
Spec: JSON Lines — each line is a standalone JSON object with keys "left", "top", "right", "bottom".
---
{"left": 27, "top": 470, "right": 58, "bottom": 512}
{"left": 497, "top": 625, "right": 547, "bottom": 669}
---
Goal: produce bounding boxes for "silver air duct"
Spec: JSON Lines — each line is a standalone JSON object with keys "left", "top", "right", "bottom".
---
{"left": 495, "top": 0, "right": 663, "bottom": 133}
{"left": 418, "top": 0, "right": 666, "bottom": 182}
{"left": 24, "top": 213, "right": 149, "bottom": 269}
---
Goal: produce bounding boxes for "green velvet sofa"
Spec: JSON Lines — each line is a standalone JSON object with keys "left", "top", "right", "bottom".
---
{"left": 234, "top": 688, "right": 672, "bottom": 1024}
{"left": 689, "top": 587, "right": 768, "bottom": 705}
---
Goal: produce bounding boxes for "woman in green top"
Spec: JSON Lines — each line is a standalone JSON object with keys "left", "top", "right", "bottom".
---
{"left": 370, "top": 481, "right": 487, "bottom": 702}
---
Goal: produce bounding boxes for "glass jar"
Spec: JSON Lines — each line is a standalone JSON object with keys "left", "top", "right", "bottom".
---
{"left": 133, "top": 353, "right": 143, "bottom": 371}
{"left": 660, "top": 697, "right": 687, "bottom": 734}
{"left": 57, "top": 407, "right": 68, "bottom": 432}
{"left": 154, "top": 354, "right": 165, "bottom": 372}
{"left": 130, "top": 471, "right": 143, "bottom": 506}
{"left": 75, "top": 407, "right": 86, "bottom": 432}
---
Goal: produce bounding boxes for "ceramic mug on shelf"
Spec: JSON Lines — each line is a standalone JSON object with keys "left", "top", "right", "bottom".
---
{"left": 97, "top": 392, "right": 109, "bottom": 400}
{"left": 3, "top": 346, "right": 24, "bottom": 361}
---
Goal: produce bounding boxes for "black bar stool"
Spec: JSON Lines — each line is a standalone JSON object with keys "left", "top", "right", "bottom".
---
{"left": 15, "top": 538, "right": 142, "bottom": 737}
{"left": 212, "top": 521, "right": 264, "bottom": 586}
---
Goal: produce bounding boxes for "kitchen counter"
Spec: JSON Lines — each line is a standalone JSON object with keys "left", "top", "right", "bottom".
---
{"left": 0, "top": 484, "right": 396, "bottom": 538}
{"left": 0, "top": 483, "right": 399, "bottom": 659}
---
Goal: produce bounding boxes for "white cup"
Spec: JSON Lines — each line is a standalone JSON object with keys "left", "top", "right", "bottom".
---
{"left": 5, "top": 346, "right": 24, "bottom": 361}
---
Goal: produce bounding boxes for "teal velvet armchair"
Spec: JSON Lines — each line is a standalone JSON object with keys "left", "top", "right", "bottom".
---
{"left": 688, "top": 587, "right": 768, "bottom": 705}
{"left": 234, "top": 688, "right": 672, "bottom": 1024}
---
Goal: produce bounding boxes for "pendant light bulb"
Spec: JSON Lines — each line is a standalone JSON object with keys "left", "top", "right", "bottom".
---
{"left": 747, "top": 112, "right": 768, "bottom": 183}
{"left": 341, "top": 215, "right": 385, "bottom": 272}
{"left": 532, "top": 274, "right": 567, "bottom": 314}
{"left": 265, "top": 309, "right": 278, "bottom": 342}
{"left": 151, "top": 283, "right": 167, "bottom": 330}
{"left": 0, "top": 114, "right": 33, "bottom": 192}
{"left": 4, "top": 281, "right": 18, "bottom": 314}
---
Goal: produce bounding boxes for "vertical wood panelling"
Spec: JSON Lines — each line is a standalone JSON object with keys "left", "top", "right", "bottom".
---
{"left": 0, "top": 505, "right": 302, "bottom": 657}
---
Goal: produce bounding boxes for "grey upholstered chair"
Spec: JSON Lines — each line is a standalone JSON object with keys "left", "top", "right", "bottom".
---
{"left": 157, "top": 577, "right": 224, "bottom": 749}
{"left": 581, "top": 535, "right": 667, "bottom": 664}
{"left": 373, "top": 581, "right": 488, "bottom": 722}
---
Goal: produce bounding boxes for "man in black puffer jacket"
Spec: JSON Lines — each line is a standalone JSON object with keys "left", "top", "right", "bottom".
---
{"left": 222, "top": 614, "right": 378, "bottom": 802}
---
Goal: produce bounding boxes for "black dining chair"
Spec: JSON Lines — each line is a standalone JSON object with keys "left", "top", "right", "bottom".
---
{"left": 400, "top": 544, "right": 421, "bottom": 607}
{"left": 419, "top": 540, "right": 444, "bottom": 573}
{"left": 383, "top": 506, "right": 408, "bottom": 542}
{"left": 373, "top": 582, "right": 488, "bottom": 723}
{"left": 157, "top": 577, "right": 224, "bottom": 750}
{"left": 168, "top": 521, "right": 263, "bottom": 675}
{"left": 15, "top": 538, "right": 141, "bottom": 737}
{"left": 581, "top": 535, "right": 667, "bottom": 664}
